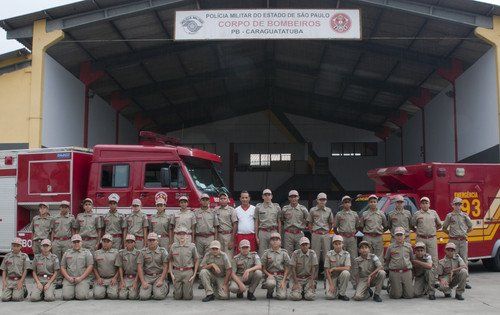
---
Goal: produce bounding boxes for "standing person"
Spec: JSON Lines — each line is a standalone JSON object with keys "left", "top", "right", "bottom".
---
{"left": 352, "top": 241, "right": 385, "bottom": 302}
{"left": 93, "top": 234, "right": 119, "bottom": 300}
{"left": 324, "top": 235, "right": 350, "bottom": 301}
{"left": 116, "top": 234, "right": 140, "bottom": 300}
{"left": 1, "top": 238, "right": 30, "bottom": 302}
{"left": 125, "top": 199, "right": 148, "bottom": 250}
{"left": 281, "top": 190, "right": 309, "bottom": 255}
{"left": 360, "top": 195, "right": 388, "bottom": 264}
{"left": 75, "top": 198, "right": 102, "bottom": 255}
{"left": 307, "top": 192, "right": 333, "bottom": 266}
{"left": 261, "top": 232, "right": 290, "bottom": 300}
{"left": 436, "top": 242, "right": 468, "bottom": 300}
{"left": 60, "top": 234, "right": 94, "bottom": 300}
{"left": 199, "top": 240, "right": 232, "bottom": 302}
{"left": 234, "top": 191, "right": 257, "bottom": 254}
{"left": 194, "top": 193, "right": 219, "bottom": 261}
{"left": 289, "top": 237, "right": 318, "bottom": 301}
{"left": 412, "top": 196, "right": 442, "bottom": 271}
{"left": 170, "top": 196, "right": 196, "bottom": 245}
{"left": 216, "top": 192, "right": 237, "bottom": 258}
{"left": 387, "top": 195, "right": 412, "bottom": 243}
{"left": 30, "top": 239, "right": 59, "bottom": 302}
{"left": 169, "top": 227, "right": 199, "bottom": 300}
{"left": 229, "top": 239, "right": 262, "bottom": 301}
{"left": 442, "top": 197, "right": 473, "bottom": 289}
{"left": 51, "top": 200, "right": 75, "bottom": 288}
{"left": 385, "top": 227, "right": 415, "bottom": 299}
{"left": 31, "top": 202, "right": 52, "bottom": 255}
{"left": 103, "top": 193, "right": 126, "bottom": 250}
{"left": 138, "top": 232, "right": 169, "bottom": 300}
{"left": 412, "top": 242, "right": 435, "bottom": 300}
{"left": 254, "top": 189, "right": 281, "bottom": 258}
{"left": 150, "top": 195, "right": 171, "bottom": 250}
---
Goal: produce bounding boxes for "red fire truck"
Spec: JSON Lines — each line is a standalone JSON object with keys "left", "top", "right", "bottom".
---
{"left": 0, "top": 132, "right": 230, "bottom": 256}
{"left": 353, "top": 163, "right": 500, "bottom": 271}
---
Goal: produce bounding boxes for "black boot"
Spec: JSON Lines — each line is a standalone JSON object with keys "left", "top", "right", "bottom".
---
{"left": 465, "top": 284, "right": 472, "bottom": 289}
{"left": 455, "top": 294, "right": 464, "bottom": 301}
{"left": 247, "top": 292, "right": 256, "bottom": 301}
{"left": 428, "top": 294, "right": 436, "bottom": 300}
{"left": 444, "top": 293, "right": 451, "bottom": 298}
{"left": 266, "top": 292, "right": 273, "bottom": 299}
{"left": 338, "top": 295, "right": 350, "bottom": 301}
{"left": 373, "top": 294, "right": 382, "bottom": 302}
{"left": 202, "top": 294, "right": 215, "bottom": 302}
{"left": 368, "top": 288, "right": 373, "bottom": 297}
{"left": 236, "top": 293, "right": 243, "bottom": 299}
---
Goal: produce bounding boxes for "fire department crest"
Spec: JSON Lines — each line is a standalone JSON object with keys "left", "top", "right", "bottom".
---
{"left": 181, "top": 15, "right": 204, "bottom": 34}
{"left": 330, "top": 13, "right": 351, "bottom": 33}
{"left": 155, "top": 191, "right": 168, "bottom": 203}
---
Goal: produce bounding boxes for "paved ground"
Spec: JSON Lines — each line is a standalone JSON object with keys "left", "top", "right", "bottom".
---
{"left": 1, "top": 263, "right": 499, "bottom": 315}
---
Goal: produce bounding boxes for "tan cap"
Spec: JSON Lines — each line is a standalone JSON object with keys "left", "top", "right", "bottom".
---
{"left": 176, "top": 226, "right": 189, "bottom": 234}
{"left": 394, "top": 226, "right": 405, "bottom": 235}
{"left": 71, "top": 234, "right": 82, "bottom": 242}
{"left": 210, "top": 240, "right": 221, "bottom": 249}
{"left": 368, "top": 194, "right": 378, "bottom": 200}
{"left": 299, "top": 236, "right": 310, "bottom": 245}
{"left": 414, "top": 241, "right": 426, "bottom": 249}
{"left": 341, "top": 195, "right": 352, "bottom": 202}
{"left": 239, "top": 239, "right": 251, "bottom": 248}
{"left": 108, "top": 193, "right": 120, "bottom": 203}
{"left": 394, "top": 195, "right": 404, "bottom": 202}
{"left": 420, "top": 196, "right": 430, "bottom": 203}
{"left": 288, "top": 190, "right": 299, "bottom": 197}
{"left": 11, "top": 237, "right": 23, "bottom": 245}
{"left": 147, "top": 232, "right": 158, "bottom": 240}
{"left": 41, "top": 239, "right": 52, "bottom": 246}
{"left": 219, "top": 192, "right": 228, "bottom": 197}
{"left": 200, "top": 193, "right": 210, "bottom": 200}
{"left": 270, "top": 232, "right": 281, "bottom": 239}
{"left": 125, "top": 234, "right": 136, "bottom": 241}
{"left": 452, "top": 197, "right": 463, "bottom": 204}
{"left": 60, "top": 200, "right": 70, "bottom": 207}
{"left": 132, "top": 198, "right": 142, "bottom": 206}
{"left": 332, "top": 235, "right": 344, "bottom": 243}
{"left": 155, "top": 198, "right": 166, "bottom": 205}
{"left": 39, "top": 202, "right": 48, "bottom": 207}
{"left": 83, "top": 197, "right": 93, "bottom": 204}
{"left": 101, "top": 234, "right": 113, "bottom": 241}
{"left": 317, "top": 192, "right": 327, "bottom": 200}
{"left": 179, "top": 196, "right": 188, "bottom": 202}
{"left": 359, "top": 240, "right": 372, "bottom": 249}
{"left": 262, "top": 189, "right": 272, "bottom": 195}
{"left": 445, "top": 242, "right": 457, "bottom": 250}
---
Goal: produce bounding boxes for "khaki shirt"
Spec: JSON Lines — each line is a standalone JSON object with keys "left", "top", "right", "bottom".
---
{"left": 138, "top": 246, "right": 169, "bottom": 275}
{"left": 126, "top": 211, "right": 148, "bottom": 237}
{"left": 290, "top": 249, "right": 318, "bottom": 278}
{"left": 334, "top": 209, "right": 359, "bottom": 234}
{"left": 355, "top": 254, "right": 382, "bottom": 278}
{"left": 255, "top": 202, "right": 281, "bottom": 229}
{"left": 194, "top": 207, "right": 219, "bottom": 234}
{"left": 413, "top": 253, "right": 432, "bottom": 277}
{"left": 103, "top": 211, "right": 126, "bottom": 235}
{"left": 307, "top": 206, "right": 333, "bottom": 231}
{"left": 170, "top": 242, "right": 198, "bottom": 269}
{"left": 324, "top": 249, "right": 351, "bottom": 269}
{"left": 216, "top": 206, "right": 237, "bottom": 232}
{"left": 388, "top": 209, "right": 412, "bottom": 236}
{"left": 61, "top": 248, "right": 93, "bottom": 277}
{"left": 75, "top": 212, "right": 102, "bottom": 238}
{"left": 115, "top": 248, "right": 140, "bottom": 276}
{"left": 232, "top": 252, "right": 261, "bottom": 276}
{"left": 201, "top": 251, "right": 231, "bottom": 277}
{"left": 51, "top": 213, "right": 76, "bottom": 239}
{"left": 385, "top": 242, "right": 414, "bottom": 270}
{"left": 281, "top": 204, "right": 309, "bottom": 230}
{"left": 33, "top": 253, "right": 60, "bottom": 277}
{"left": 361, "top": 210, "right": 388, "bottom": 235}
{"left": 442, "top": 211, "right": 473, "bottom": 238}
{"left": 411, "top": 209, "right": 442, "bottom": 236}
{"left": 94, "top": 248, "right": 119, "bottom": 278}
{"left": 172, "top": 210, "right": 196, "bottom": 233}
{"left": 149, "top": 212, "right": 171, "bottom": 236}
{"left": 31, "top": 215, "right": 52, "bottom": 240}
{"left": 437, "top": 254, "right": 466, "bottom": 279}
{"left": 261, "top": 248, "right": 290, "bottom": 274}
{"left": 0, "top": 252, "right": 30, "bottom": 277}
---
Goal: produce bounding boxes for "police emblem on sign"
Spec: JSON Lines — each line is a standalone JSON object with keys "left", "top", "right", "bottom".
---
{"left": 330, "top": 13, "right": 351, "bottom": 33}
{"left": 181, "top": 15, "right": 204, "bottom": 34}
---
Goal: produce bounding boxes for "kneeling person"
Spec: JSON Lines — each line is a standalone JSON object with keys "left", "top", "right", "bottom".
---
{"left": 31, "top": 239, "right": 59, "bottom": 302}
{"left": 325, "top": 235, "right": 350, "bottom": 301}
{"left": 138, "top": 232, "right": 169, "bottom": 300}
{"left": 437, "top": 242, "right": 468, "bottom": 300}
{"left": 200, "top": 240, "right": 232, "bottom": 302}
{"left": 116, "top": 234, "right": 140, "bottom": 300}
{"left": 1, "top": 238, "right": 30, "bottom": 302}
{"left": 385, "top": 226, "right": 414, "bottom": 299}
{"left": 289, "top": 237, "right": 318, "bottom": 301}
{"left": 61, "top": 234, "right": 93, "bottom": 300}
{"left": 261, "top": 232, "right": 290, "bottom": 300}
{"left": 412, "top": 242, "right": 435, "bottom": 300}
{"left": 353, "top": 241, "right": 385, "bottom": 302}
{"left": 93, "top": 234, "right": 119, "bottom": 299}
{"left": 229, "top": 239, "right": 262, "bottom": 301}
{"left": 169, "top": 227, "right": 199, "bottom": 300}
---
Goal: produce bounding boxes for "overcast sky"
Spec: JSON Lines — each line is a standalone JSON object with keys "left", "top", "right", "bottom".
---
{"left": 1, "top": 0, "right": 500, "bottom": 54}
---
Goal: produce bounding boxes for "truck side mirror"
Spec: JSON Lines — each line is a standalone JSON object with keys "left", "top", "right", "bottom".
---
{"left": 160, "top": 167, "right": 171, "bottom": 187}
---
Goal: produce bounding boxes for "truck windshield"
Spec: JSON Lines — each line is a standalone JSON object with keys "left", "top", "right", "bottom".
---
{"left": 353, "top": 196, "right": 418, "bottom": 215}
{"left": 182, "top": 156, "right": 229, "bottom": 197}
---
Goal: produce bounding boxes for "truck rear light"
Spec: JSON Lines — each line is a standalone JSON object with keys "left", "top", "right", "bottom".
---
{"left": 4, "top": 156, "right": 13, "bottom": 165}
{"left": 455, "top": 168, "right": 465, "bottom": 177}
{"left": 395, "top": 167, "right": 408, "bottom": 175}
{"left": 437, "top": 168, "right": 446, "bottom": 177}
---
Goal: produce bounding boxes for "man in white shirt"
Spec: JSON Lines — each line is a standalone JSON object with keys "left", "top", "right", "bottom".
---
{"left": 234, "top": 191, "right": 257, "bottom": 254}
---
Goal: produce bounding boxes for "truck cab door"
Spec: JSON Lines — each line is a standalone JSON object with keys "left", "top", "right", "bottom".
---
{"left": 93, "top": 163, "right": 133, "bottom": 214}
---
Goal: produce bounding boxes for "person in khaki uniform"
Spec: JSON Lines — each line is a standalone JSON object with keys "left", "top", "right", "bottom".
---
{"left": 216, "top": 192, "right": 237, "bottom": 258}
{"left": 437, "top": 242, "right": 468, "bottom": 300}
{"left": 307, "top": 192, "right": 333, "bottom": 265}
{"left": 387, "top": 195, "right": 412, "bottom": 243}
{"left": 325, "top": 235, "right": 350, "bottom": 301}
{"left": 442, "top": 197, "right": 473, "bottom": 289}
{"left": 385, "top": 226, "right": 415, "bottom": 299}
{"left": 334, "top": 195, "right": 360, "bottom": 286}
{"left": 125, "top": 199, "right": 148, "bottom": 250}
{"left": 51, "top": 200, "right": 75, "bottom": 287}
{"left": 60, "top": 234, "right": 94, "bottom": 300}
{"left": 289, "top": 237, "right": 318, "bottom": 301}
{"left": 261, "top": 232, "right": 290, "bottom": 300}
{"left": 255, "top": 189, "right": 282, "bottom": 258}
{"left": 150, "top": 197, "right": 171, "bottom": 250}
{"left": 30, "top": 239, "right": 59, "bottom": 302}
{"left": 169, "top": 227, "right": 199, "bottom": 300}
{"left": 138, "top": 232, "right": 169, "bottom": 300}
{"left": 1, "top": 238, "right": 30, "bottom": 302}
{"left": 412, "top": 242, "right": 435, "bottom": 300}
{"left": 353, "top": 241, "right": 385, "bottom": 302}
{"left": 93, "top": 234, "right": 119, "bottom": 299}
{"left": 199, "top": 240, "right": 232, "bottom": 302}
{"left": 195, "top": 193, "right": 219, "bottom": 260}
{"left": 360, "top": 195, "right": 388, "bottom": 264}
{"left": 229, "top": 239, "right": 262, "bottom": 301}
{"left": 281, "top": 190, "right": 309, "bottom": 255}
{"left": 116, "top": 234, "right": 140, "bottom": 300}
{"left": 75, "top": 198, "right": 102, "bottom": 255}
{"left": 170, "top": 196, "right": 196, "bottom": 245}
{"left": 103, "top": 193, "right": 126, "bottom": 250}
{"left": 31, "top": 202, "right": 52, "bottom": 255}
{"left": 411, "top": 196, "right": 442, "bottom": 271}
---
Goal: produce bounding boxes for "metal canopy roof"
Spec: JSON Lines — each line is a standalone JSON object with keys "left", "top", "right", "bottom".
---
{"left": 0, "top": 0, "right": 496, "bottom": 133}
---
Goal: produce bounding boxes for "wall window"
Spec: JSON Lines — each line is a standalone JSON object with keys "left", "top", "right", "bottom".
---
{"left": 250, "top": 153, "right": 292, "bottom": 166}
{"left": 101, "top": 164, "right": 130, "bottom": 188}
{"left": 331, "top": 142, "right": 378, "bottom": 157}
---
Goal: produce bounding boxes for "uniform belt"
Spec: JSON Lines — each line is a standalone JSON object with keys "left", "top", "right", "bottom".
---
{"left": 259, "top": 227, "right": 278, "bottom": 232}
{"left": 8, "top": 276, "right": 19, "bottom": 280}
{"left": 125, "top": 274, "right": 136, "bottom": 279}
{"left": 449, "top": 236, "right": 467, "bottom": 241}
{"left": 82, "top": 237, "right": 97, "bottom": 241}
{"left": 218, "top": 230, "right": 232, "bottom": 235}
{"left": 173, "top": 266, "right": 193, "bottom": 271}
{"left": 390, "top": 269, "right": 411, "bottom": 273}
{"left": 417, "top": 234, "right": 435, "bottom": 239}
{"left": 175, "top": 232, "right": 192, "bottom": 235}
{"left": 364, "top": 233, "right": 382, "bottom": 237}
{"left": 285, "top": 228, "right": 303, "bottom": 234}
{"left": 296, "top": 275, "right": 311, "bottom": 279}
{"left": 196, "top": 233, "right": 215, "bottom": 237}
{"left": 339, "top": 233, "right": 356, "bottom": 238}
{"left": 312, "top": 230, "right": 327, "bottom": 235}
{"left": 111, "top": 234, "right": 123, "bottom": 238}
{"left": 270, "top": 271, "right": 284, "bottom": 276}
{"left": 145, "top": 272, "right": 160, "bottom": 276}
{"left": 53, "top": 237, "right": 70, "bottom": 241}
{"left": 37, "top": 274, "right": 52, "bottom": 278}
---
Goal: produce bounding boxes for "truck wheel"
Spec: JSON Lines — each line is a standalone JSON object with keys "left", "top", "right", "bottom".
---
{"left": 483, "top": 249, "right": 500, "bottom": 271}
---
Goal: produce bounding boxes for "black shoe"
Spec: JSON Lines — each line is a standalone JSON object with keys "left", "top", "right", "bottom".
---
{"left": 444, "top": 293, "right": 451, "bottom": 298}
{"left": 202, "top": 294, "right": 215, "bottom": 302}
{"left": 382, "top": 284, "right": 388, "bottom": 290}
{"left": 198, "top": 283, "right": 204, "bottom": 290}
{"left": 428, "top": 295, "right": 436, "bottom": 300}
{"left": 455, "top": 294, "right": 464, "bottom": 301}
{"left": 247, "top": 292, "right": 256, "bottom": 301}
{"left": 338, "top": 295, "right": 350, "bottom": 301}
{"left": 373, "top": 294, "right": 382, "bottom": 302}
{"left": 55, "top": 284, "right": 63, "bottom": 290}
{"left": 368, "top": 288, "right": 374, "bottom": 297}
{"left": 237, "top": 293, "right": 243, "bottom": 299}
{"left": 434, "top": 283, "right": 439, "bottom": 289}
{"left": 266, "top": 292, "right": 273, "bottom": 299}
{"left": 465, "top": 284, "right": 472, "bottom": 289}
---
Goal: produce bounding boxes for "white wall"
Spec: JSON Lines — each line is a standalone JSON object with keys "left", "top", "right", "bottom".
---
{"left": 88, "top": 94, "right": 116, "bottom": 147}
{"left": 118, "top": 115, "right": 138, "bottom": 145}
{"left": 402, "top": 110, "right": 423, "bottom": 164}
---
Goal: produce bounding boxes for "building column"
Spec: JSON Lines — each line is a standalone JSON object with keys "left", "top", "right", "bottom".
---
{"left": 29, "top": 19, "right": 64, "bottom": 148}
